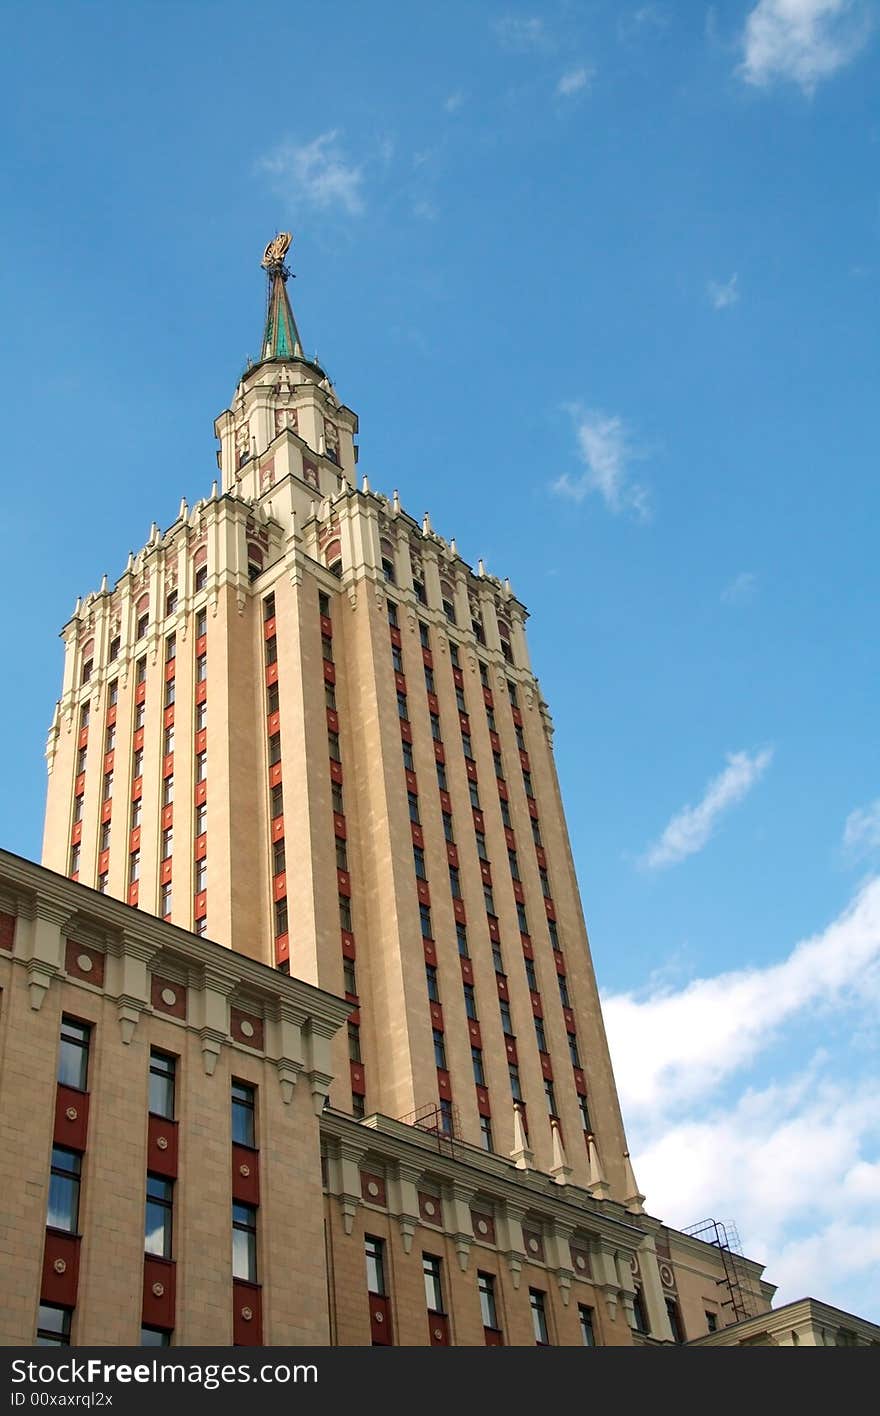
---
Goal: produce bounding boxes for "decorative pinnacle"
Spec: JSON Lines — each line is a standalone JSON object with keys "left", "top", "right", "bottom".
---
{"left": 261, "top": 232, "right": 303, "bottom": 361}
{"left": 261, "top": 232, "right": 292, "bottom": 279}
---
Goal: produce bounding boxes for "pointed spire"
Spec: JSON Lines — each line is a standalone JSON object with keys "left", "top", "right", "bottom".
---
{"left": 392, "top": 489, "right": 401, "bottom": 514}
{"left": 178, "top": 496, "right": 188, "bottom": 521}
{"left": 549, "top": 1120, "right": 572, "bottom": 1186}
{"left": 586, "top": 1134, "right": 610, "bottom": 1199}
{"left": 477, "top": 558, "right": 486, "bottom": 576}
{"left": 622, "top": 1151, "right": 646, "bottom": 1214}
{"left": 361, "top": 473, "right": 370, "bottom": 494}
{"left": 99, "top": 574, "right": 108, "bottom": 594}
{"left": 422, "top": 512, "right": 432, "bottom": 536}
{"left": 260, "top": 233, "right": 304, "bottom": 362}
{"left": 510, "top": 1103, "right": 534, "bottom": 1170}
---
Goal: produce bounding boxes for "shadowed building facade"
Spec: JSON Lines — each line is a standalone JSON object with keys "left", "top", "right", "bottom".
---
{"left": 6, "top": 237, "right": 870, "bottom": 1347}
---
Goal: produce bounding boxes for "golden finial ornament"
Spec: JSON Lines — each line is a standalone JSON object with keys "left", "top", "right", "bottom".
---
{"left": 261, "top": 233, "right": 292, "bottom": 270}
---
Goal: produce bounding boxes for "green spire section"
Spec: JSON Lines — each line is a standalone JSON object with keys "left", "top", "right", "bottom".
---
{"left": 260, "top": 232, "right": 303, "bottom": 361}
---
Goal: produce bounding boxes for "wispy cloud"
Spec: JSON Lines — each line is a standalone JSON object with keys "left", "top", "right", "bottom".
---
{"left": 740, "top": 0, "right": 872, "bottom": 93}
{"left": 641, "top": 748, "right": 773, "bottom": 870}
{"left": 843, "top": 800, "right": 880, "bottom": 859}
{"left": 605, "top": 877, "right": 880, "bottom": 1110}
{"left": 553, "top": 407, "right": 650, "bottom": 519}
{"left": 618, "top": 4, "right": 670, "bottom": 41}
{"left": 493, "top": 14, "right": 553, "bottom": 51}
{"left": 721, "top": 570, "right": 758, "bottom": 605}
{"left": 603, "top": 877, "right": 880, "bottom": 1314}
{"left": 257, "top": 131, "right": 365, "bottom": 216}
{"left": 444, "top": 91, "right": 464, "bottom": 113}
{"left": 707, "top": 272, "right": 740, "bottom": 309}
{"left": 556, "top": 66, "right": 592, "bottom": 97}
{"left": 413, "top": 199, "right": 439, "bottom": 222}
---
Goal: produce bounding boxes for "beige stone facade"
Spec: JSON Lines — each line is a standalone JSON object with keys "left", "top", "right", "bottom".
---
{"left": 0, "top": 855, "right": 775, "bottom": 1347}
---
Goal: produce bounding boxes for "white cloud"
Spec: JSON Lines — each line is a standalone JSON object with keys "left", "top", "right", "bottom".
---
{"left": 843, "top": 799, "right": 880, "bottom": 858}
{"left": 603, "top": 879, "right": 880, "bottom": 1314}
{"left": 604, "top": 876, "right": 880, "bottom": 1113}
{"left": 413, "top": 199, "right": 439, "bottom": 222}
{"left": 721, "top": 570, "right": 758, "bottom": 605}
{"left": 444, "top": 91, "right": 464, "bottom": 113}
{"left": 493, "top": 15, "right": 552, "bottom": 51}
{"left": 641, "top": 748, "right": 773, "bottom": 871}
{"left": 556, "top": 66, "right": 591, "bottom": 96}
{"left": 708, "top": 272, "right": 740, "bottom": 309}
{"left": 740, "top": 0, "right": 871, "bottom": 93}
{"left": 257, "top": 131, "right": 365, "bottom": 216}
{"left": 553, "top": 407, "right": 650, "bottom": 519}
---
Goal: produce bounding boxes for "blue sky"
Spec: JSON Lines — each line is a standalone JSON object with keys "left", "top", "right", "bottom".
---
{"left": 1, "top": 1, "right": 879, "bottom": 1323}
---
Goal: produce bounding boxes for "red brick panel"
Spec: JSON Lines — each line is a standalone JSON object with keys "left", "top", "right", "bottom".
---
{"left": 41, "top": 1232, "right": 80, "bottom": 1308}
{"left": 54, "top": 1086, "right": 89, "bottom": 1151}
{"left": 147, "top": 1115, "right": 178, "bottom": 1178}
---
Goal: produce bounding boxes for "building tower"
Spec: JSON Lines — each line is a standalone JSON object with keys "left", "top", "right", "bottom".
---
{"left": 41, "top": 233, "right": 637, "bottom": 1195}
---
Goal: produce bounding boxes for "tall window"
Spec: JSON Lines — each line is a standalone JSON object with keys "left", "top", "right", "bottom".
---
{"left": 195, "top": 857, "right": 207, "bottom": 893}
{"left": 149, "top": 1051, "right": 176, "bottom": 1119}
{"left": 348, "top": 1023, "right": 362, "bottom": 1062}
{"left": 632, "top": 1289, "right": 649, "bottom": 1334}
{"left": 472, "top": 1047, "right": 485, "bottom": 1086}
{"left": 530, "top": 1289, "right": 549, "bottom": 1345}
{"left": 456, "top": 923, "right": 469, "bottom": 958}
{"left": 36, "top": 1306, "right": 71, "bottom": 1347}
{"left": 508, "top": 1064, "right": 522, "bottom": 1102}
{"left": 426, "top": 965, "right": 440, "bottom": 1003}
{"left": 402, "top": 741, "right": 414, "bottom": 771}
{"left": 524, "top": 958, "right": 537, "bottom": 991}
{"left": 161, "top": 826, "right": 173, "bottom": 860}
{"left": 413, "top": 846, "right": 427, "bottom": 880}
{"left": 499, "top": 1000, "right": 513, "bottom": 1036}
{"left": 568, "top": 1032, "right": 581, "bottom": 1067}
{"left": 271, "top": 783, "right": 284, "bottom": 819}
{"left": 273, "top": 837, "right": 286, "bottom": 876}
{"left": 463, "top": 984, "right": 478, "bottom": 1021}
{"left": 58, "top": 1018, "right": 90, "bottom": 1090}
{"left": 578, "top": 1094, "right": 592, "bottom": 1133}
{"left": 195, "top": 751, "right": 207, "bottom": 782}
{"left": 433, "top": 1029, "right": 447, "bottom": 1069}
{"left": 47, "top": 1148, "right": 81, "bottom": 1233}
{"left": 365, "top": 1236, "right": 385, "bottom": 1295}
{"left": 665, "top": 1297, "right": 685, "bottom": 1343}
{"left": 408, "top": 791, "right": 420, "bottom": 824}
{"left": 449, "top": 866, "right": 461, "bottom": 899}
{"left": 544, "top": 1079, "right": 557, "bottom": 1117}
{"left": 479, "top": 1114, "right": 493, "bottom": 1151}
{"left": 140, "top": 1326, "right": 171, "bottom": 1347}
{"left": 420, "top": 904, "right": 433, "bottom": 940}
{"left": 196, "top": 801, "right": 207, "bottom": 836}
{"left": 423, "top": 1255, "right": 444, "bottom": 1314}
{"left": 232, "top": 1203, "right": 257, "bottom": 1282}
{"left": 478, "top": 1272, "right": 498, "bottom": 1331}
{"left": 558, "top": 974, "right": 570, "bottom": 1008}
{"left": 145, "top": 1176, "right": 173, "bottom": 1257}
{"left": 534, "top": 1016, "right": 547, "bottom": 1053}
{"left": 578, "top": 1304, "right": 596, "bottom": 1346}
{"left": 231, "top": 1081, "right": 256, "bottom": 1147}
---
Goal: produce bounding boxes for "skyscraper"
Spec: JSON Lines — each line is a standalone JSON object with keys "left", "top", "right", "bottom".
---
{"left": 14, "top": 234, "right": 862, "bottom": 1347}
{"left": 41, "top": 231, "right": 630, "bottom": 1194}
